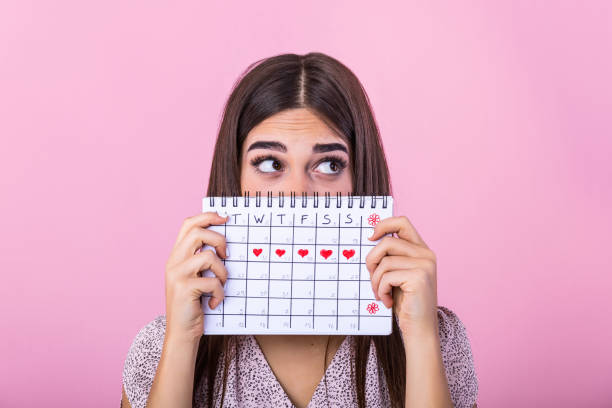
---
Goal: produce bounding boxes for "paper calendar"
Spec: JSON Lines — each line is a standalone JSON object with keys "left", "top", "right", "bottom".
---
{"left": 200, "top": 192, "right": 394, "bottom": 335}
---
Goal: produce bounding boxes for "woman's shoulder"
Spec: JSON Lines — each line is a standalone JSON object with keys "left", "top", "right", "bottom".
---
{"left": 436, "top": 305, "right": 471, "bottom": 344}
{"left": 122, "top": 315, "right": 167, "bottom": 408}
{"left": 435, "top": 305, "right": 479, "bottom": 408}
{"left": 124, "top": 314, "right": 167, "bottom": 365}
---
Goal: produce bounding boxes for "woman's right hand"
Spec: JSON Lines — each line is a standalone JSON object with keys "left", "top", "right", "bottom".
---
{"left": 164, "top": 211, "right": 230, "bottom": 342}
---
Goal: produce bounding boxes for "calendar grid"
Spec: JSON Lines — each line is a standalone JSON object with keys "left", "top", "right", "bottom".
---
{"left": 200, "top": 195, "right": 393, "bottom": 335}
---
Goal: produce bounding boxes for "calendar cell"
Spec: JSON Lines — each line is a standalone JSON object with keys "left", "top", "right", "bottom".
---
{"left": 249, "top": 226, "right": 270, "bottom": 244}
{"left": 248, "top": 261, "right": 269, "bottom": 279}
{"left": 223, "top": 314, "right": 246, "bottom": 329}
{"left": 314, "top": 316, "right": 337, "bottom": 331}
{"left": 269, "top": 262, "right": 292, "bottom": 280}
{"left": 268, "top": 315, "right": 291, "bottom": 331}
{"left": 247, "top": 315, "right": 268, "bottom": 330}
{"left": 338, "top": 299, "right": 359, "bottom": 315}
{"left": 292, "top": 263, "right": 314, "bottom": 280}
{"left": 338, "top": 263, "right": 360, "bottom": 281}
{"left": 359, "top": 315, "right": 392, "bottom": 334}
{"left": 360, "top": 299, "right": 392, "bottom": 316}
{"left": 269, "top": 280, "right": 291, "bottom": 298}
{"left": 226, "top": 226, "right": 248, "bottom": 243}
{"left": 359, "top": 280, "right": 377, "bottom": 300}
{"left": 271, "top": 226, "right": 293, "bottom": 244}
{"left": 315, "top": 263, "right": 337, "bottom": 280}
{"left": 247, "top": 279, "right": 269, "bottom": 298}
{"left": 337, "top": 316, "right": 358, "bottom": 331}
{"left": 294, "top": 227, "right": 316, "bottom": 245}
{"left": 291, "top": 298, "right": 313, "bottom": 316}
{"left": 339, "top": 245, "right": 360, "bottom": 263}
{"left": 246, "top": 297, "right": 268, "bottom": 315}
{"left": 315, "top": 246, "right": 338, "bottom": 263}
{"left": 339, "top": 227, "right": 361, "bottom": 245}
{"left": 292, "top": 280, "right": 314, "bottom": 298}
{"left": 314, "top": 280, "right": 337, "bottom": 299}
{"left": 224, "top": 297, "right": 246, "bottom": 315}
{"left": 292, "top": 316, "right": 314, "bottom": 330}
{"left": 268, "top": 298, "right": 291, "bottom": 315}
{"left": 314, "top": 299, "right": 337, "bottom": 316}
{"left": 361, "top": 226, "right": 377, "bottom": 245}
{"left": 293, "top": 244, "right": 315, "bottom": 262}
{"left": 316, "top": 227, "right": 339, "bottom": 245}
{"left": 247, "top": 243, "right": 270, "bottom": 261}
{"left": 270, "top": 244, "right": 291, "bottom": 262}
{"left": 338, "top": 280, "right": 359, "bottom": 299}
{"left": 223, "top": 278, "right": 246, "bottom": 297}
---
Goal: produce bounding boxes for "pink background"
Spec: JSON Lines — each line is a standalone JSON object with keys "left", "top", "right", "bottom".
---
{"left": 1, "top": 1, "right": 610, "bottom": 406}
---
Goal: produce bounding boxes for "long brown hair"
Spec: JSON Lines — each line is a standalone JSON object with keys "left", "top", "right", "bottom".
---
{"left": 196, "top": 52, "right": 406, "bottom": 407}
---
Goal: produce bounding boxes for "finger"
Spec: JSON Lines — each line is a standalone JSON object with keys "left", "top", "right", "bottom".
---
{"left": 368, "top": 215, "right": 427, "bottom": 247}
{"left": 171, "top": 227, "right": 229, "bottom": 267}
{"left": 370, "top": 256, "right": 432, "bottom": 300}
{"left": 188, "top": 276, "right": 225, "bottom": 309}
{"left": 173, "top": 211, "right": 229, "bottom": 249}
{"left": 178, "top": 249, "right": 228, "bottom": 283}
{"left": 378, "top": 268, "right": 434, "bottom": 310}
{"left": 365, "top": 236, "right": 434, "bottom": 274}
{"left": 375, "top": 270, "right": 408, "bottom": 309}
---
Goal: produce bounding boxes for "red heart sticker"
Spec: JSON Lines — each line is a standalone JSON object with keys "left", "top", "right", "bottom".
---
{"left": 297, "top": 249, "right": 309, "bottom": 258}
{"left": 275, "top": 249, "right": 286, "bottom": 257}
{"left": 253, "top": 248, "right": 263, "bottom": 257}
{"left": 320, "top": 249, "right": 333, "bottom": 259}
{"left": 342, "top": 249, "right": 355, "bottom": 260}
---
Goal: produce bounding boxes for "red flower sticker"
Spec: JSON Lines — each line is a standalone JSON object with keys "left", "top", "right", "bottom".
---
{"left": 366, "top": 302, "right": 379, "bottom": 314}
{"left": 368, "top": 213, "right": 381, "bottom": 226}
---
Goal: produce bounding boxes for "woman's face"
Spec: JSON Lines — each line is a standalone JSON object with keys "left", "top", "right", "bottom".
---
{"left": 240, "top": 108, "right": 353, "bottom": 195}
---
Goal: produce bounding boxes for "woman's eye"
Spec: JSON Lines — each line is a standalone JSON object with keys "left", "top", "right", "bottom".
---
{"left": 315, "top": 160, "right": 341, "bottom": 174}
{"left": 257, "top": 159, "right": 282, "bottom": 173}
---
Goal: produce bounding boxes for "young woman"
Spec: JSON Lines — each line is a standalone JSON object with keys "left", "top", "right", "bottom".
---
{"left": 121, "top": 52, "right": 478, "bottom": 408}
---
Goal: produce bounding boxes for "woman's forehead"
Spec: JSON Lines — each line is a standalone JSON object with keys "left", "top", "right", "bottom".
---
{"left": 244, "top": 109, "right": 348, "bottom": 152}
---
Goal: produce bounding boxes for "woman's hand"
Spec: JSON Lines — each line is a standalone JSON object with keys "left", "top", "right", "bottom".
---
{"left": 365, "top": 215, "right": 439, "bottom": 336}
{"left": 164, "top": 211, "right": 230, "bottom": 342}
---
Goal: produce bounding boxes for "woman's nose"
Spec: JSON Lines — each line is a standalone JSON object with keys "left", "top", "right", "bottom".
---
{"left": 281, "top": 172, "right": 312, "bottom": 196}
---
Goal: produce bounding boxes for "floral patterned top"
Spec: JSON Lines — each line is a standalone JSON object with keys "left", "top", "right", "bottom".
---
{"left": 122, "top": 305, "right": 478, "bottom": 407}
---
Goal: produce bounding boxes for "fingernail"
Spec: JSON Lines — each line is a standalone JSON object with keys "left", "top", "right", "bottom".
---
{"left": 225, "top": 246, "right": 230, "bottom": 257}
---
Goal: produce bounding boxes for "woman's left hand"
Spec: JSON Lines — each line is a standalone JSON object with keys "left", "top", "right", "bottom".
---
{"left": 365, "top": 215, "right": 439, "bottom": 336}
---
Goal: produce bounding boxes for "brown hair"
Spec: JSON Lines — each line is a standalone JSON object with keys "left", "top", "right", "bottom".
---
{"left": 196, "top": 52, "right": 406, "bottom": 407}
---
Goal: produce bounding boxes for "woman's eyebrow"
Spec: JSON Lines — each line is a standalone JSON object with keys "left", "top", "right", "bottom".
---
{"left": 312, "top": 143, "right": 348, "bottom": 154}
{"left": 246, "top": 141, "right": 348, "bottom": 154}
{"left": 246, "top": 141, "right": 287, "bottom": 152}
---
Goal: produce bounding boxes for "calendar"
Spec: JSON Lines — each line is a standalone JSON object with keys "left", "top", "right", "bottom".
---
{"left": 200, "top": 192, "right": 394, "bottom": 335}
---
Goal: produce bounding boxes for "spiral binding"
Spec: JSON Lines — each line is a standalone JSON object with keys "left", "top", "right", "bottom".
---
{"left": 208, "top": 191, "right": 389, "bottom": 208}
